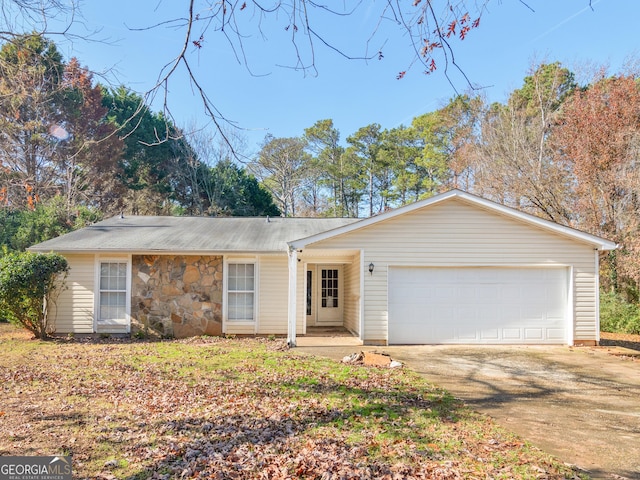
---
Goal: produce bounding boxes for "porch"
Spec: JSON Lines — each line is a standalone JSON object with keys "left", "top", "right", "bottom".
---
{"left": 296, "top": 326, "right": 363, "bottom": 347}
{"left": 297, "top": 251, "right": 362, "bottom": 345}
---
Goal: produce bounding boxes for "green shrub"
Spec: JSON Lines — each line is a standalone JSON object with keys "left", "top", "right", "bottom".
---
{"left": 600, "top": 291, "right": 640, "bottom": 334}
{"left": 0, "top": 251, "right": 69, "bottom": 339}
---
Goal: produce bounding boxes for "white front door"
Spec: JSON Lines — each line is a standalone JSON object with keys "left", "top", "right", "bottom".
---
{"left": 316, "top": 265, "right": 343, "bottom": 325}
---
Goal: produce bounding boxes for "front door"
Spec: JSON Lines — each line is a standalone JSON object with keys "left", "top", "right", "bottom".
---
{"left": 316, "top": 265, "right": 343, "bottom": 325}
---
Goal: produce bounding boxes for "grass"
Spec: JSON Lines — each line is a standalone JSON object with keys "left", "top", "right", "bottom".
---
{"left": 0, "top": 323, "right": 586, "bottom": 479}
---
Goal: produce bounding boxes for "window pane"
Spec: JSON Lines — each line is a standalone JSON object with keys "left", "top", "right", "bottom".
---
{"left": 228, "top": 292, "right": 254, "bottom": 321}
{"left": 116, "top": 264, "right": 127, "bottom": 289}
{"left": 100, "top": 292, "right": 126, "bottom": 320}
{"left": 306, "top": 271, "right": 312, "bottom": 316}
{"left": 100, "top": 271, "right": 109, "bottom": 290}
{"left": 114, "top": 274, "right": 126, "bottom": 290}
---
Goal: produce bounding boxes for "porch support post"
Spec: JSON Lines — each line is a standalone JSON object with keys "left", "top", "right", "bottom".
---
{"left": 287, "top": 246, "right": 298, "bottom": 347}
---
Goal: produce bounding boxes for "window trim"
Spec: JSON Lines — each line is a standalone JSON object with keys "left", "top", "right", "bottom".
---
{"left": 223, "top": 256, "right": 259, "bottom": 332}
{"left": 93, "top": 255, "right": 131, "bottom": 333}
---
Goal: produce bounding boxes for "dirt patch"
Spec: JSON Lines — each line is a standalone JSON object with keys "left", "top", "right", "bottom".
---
{"left": 342, "top": 351, "right": 403, "bottom": 368}
{"left": 600, "top": 331, "right": 640, "bottom": 352}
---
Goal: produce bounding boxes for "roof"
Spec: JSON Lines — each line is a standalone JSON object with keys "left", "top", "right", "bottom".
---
{"left": 29, "top": 190, "right": 617, "bottom": 255}
{"left": 29, "top": 215, "right": 360, "bottom": 254}
{"left": 290, "top": 189, "right": 618, "bottom": 251}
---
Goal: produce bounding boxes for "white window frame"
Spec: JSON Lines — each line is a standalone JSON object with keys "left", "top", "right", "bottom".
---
{"left": 223, "top": 256, "right": 259, "bottom": 333}
{"left": 94, "top": 255, "right": 131, "bottom": 333}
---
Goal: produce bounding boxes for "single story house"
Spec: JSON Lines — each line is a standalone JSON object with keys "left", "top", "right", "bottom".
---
{"left": 29, "top": 189, "right": 616, "bottom": 346}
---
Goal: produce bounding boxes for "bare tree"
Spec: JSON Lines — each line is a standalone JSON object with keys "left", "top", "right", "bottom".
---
{"left": 552, "top": 71, "right": 640, "bottom": 291}
{"left": 471, "top": 62, "right": 576, "bottom": 224}
{"left": 0, "top": 1, "right": 80, "bottom": 43}
{"left": 128, "top": 1, "right": 497, "bottom": 147}
{"left": 4, "top": 1, "right": 573, "bottom": 152}
{"left": 250, "top": 135, "right": 309, "bottom": 216}
{"left": 176, "top": 123, "right": 249, "bottom": 215}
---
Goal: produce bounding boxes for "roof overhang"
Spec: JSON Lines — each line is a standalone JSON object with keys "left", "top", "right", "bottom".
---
{"left": 27, "top": 248, "right": 288, "bottom": 256}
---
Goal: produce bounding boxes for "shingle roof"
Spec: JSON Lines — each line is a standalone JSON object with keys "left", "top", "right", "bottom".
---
{"left": 29, "top": 215, "right": 360, "bottom": 254}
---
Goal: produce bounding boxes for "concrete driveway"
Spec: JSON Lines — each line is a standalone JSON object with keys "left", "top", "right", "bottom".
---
{"left": 294, "top": 342, "right": 640, "bottom": 479}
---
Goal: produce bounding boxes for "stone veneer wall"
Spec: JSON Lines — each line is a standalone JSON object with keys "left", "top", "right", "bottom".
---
{"left": 131, "top": 255, "right": 223, "bottom": 338}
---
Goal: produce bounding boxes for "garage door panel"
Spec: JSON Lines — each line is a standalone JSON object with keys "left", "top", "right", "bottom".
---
{"left": 388, "top": 267, "right": 568, "bottom": 344}
{"left": 524, "top": 328, "right": 544, "bottom": 340}
{"left": 480, "top": 328, "right": 499, "bottom": 340}
{"left": 433, "top": 306, "right": 455, "bottom": 321}
{"left": 434, "top": 285, "right": 457, "bottom": 301}
{"left": 499, "top": 285, "right": 521, "bottom": 302}
{"left": 547, "top": 328, "right": 565, "bottom": 340}
{"left": 502, "top": 328, "right": 522, "bottom": 340}
{"left": 457, "top": 285, "right": 476, "bottom": 300}
{"left": 501, "top": 305, "right": 521, "bottom": 321}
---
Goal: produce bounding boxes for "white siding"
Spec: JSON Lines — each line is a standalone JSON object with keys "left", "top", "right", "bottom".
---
{"left": 343, "top": 251, "right": 361, "bottom": 335}
{"left": 257, "top": 255, "right": 290, "bottom": 334}
{"left": 295, "top": 258, "right": 305, "bottom": 334}
{"left": 225, "top": 324, "right": 258, "bottom": 335}
{"left": 50, "top": 254, "right": 95, "bottom": 334}
{"left": 307, "top": 198, "right": 597, "bottom": 345}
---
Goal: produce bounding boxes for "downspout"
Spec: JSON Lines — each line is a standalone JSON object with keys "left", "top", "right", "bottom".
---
{"left": 359, "top": 249, "right": 365, "bottom": 343}
{"left": 595, "top": 248, "right": 601, "bottom": 345}
{"left": 287, "top": 246, "right": 298, "bottom": 347}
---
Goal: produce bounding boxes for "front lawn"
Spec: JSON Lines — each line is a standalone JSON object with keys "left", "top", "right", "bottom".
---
{"left": 0, "top": 324, "right": 584, "bottom": 479}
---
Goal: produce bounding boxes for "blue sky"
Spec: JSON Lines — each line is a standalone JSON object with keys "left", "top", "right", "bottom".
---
{"left": 56, "top": 0, "right": 639, "bottom": 153}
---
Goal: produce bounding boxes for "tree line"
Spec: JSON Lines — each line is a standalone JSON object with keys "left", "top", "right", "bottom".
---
{"left": 1, "top": 34, "right": 640, "bottom": 309}
{"left": 0, "top": 34, "right": 280, "bottom": 251}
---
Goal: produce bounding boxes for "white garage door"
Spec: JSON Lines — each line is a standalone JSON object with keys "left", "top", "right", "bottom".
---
{"left": 388, "top": 267, "right": 568, "bottom": 344}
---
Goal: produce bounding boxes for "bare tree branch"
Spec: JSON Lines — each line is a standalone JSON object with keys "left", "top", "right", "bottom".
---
{"left": 0, "top": 0, "right": 577, "bottom": 154}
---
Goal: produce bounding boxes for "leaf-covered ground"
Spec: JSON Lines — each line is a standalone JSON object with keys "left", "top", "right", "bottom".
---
{"left": 600, "top": 331, "right": 640, "bottom": 353}
{"left": 0, "top": 324, "right": 585, "bottom": 479}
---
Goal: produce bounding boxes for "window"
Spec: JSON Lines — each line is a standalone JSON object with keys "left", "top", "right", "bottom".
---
{"left": 321, "top": 268, "right": 339, "bottom": 308}
{"left": 306, "top": 270, "right": 312, "bottom": 316}
{"left": 228, "top": 263, "right": 255, "bottom": 322}
{"left": 99, "top": 262, "right": 127, "bottom": 322}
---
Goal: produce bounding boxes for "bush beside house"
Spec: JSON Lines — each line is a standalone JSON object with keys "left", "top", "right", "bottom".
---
{"left": 0, "top": 251, "right": 69, "bottom": 339}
